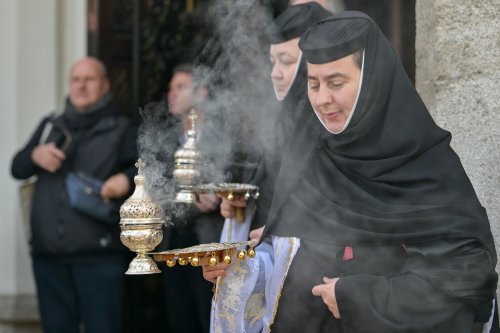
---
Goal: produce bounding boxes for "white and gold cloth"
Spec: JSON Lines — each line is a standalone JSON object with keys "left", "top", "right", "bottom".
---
{"left": 211, "top": 236, "right": 300, "bottom": 333}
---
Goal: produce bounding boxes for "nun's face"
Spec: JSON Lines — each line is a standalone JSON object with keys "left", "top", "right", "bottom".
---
{"left": 307, "top": 54, "right": 361, "bottom": 133}
{"left": 270, "top": 38, "right": 301, "bottom": 100}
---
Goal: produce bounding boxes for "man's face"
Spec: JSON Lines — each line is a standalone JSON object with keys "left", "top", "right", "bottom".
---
{"left": 307, "top": 54, "right": 361, "bottom": 133}
{"left": 69, "top": 59, "right": 110, "bottom": 111}
{"left": 270, "top": 38, "right": 301, "bottom": 100}
{"left": 167, "top": 72, "right": 194, "bottom": 116}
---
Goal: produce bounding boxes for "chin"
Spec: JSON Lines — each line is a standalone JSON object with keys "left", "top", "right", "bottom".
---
{"left": 324, "top": 122, "right": 342, "bottom": 134}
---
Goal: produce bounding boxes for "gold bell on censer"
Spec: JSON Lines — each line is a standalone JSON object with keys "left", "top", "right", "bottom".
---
{"left": 178, "top": 257, "right": 189, "bottom": 266}
{"left": 247, "top": 246, "right": 256, "bottom": 259}
{"left": 190, "top": 255, "right": 200, "bottom": 267}
{"left": 173, "top": 109, "right": 201, "bottom": 204}
{"left": 119, "top": 159, "right": 164, "bottom": 275}
{"left": 237, "top": 250, "right": 247, "bottom": 261}
{"left": 209, "top": 256, "right": 219, "bottom": 267}
{"left": 223, "top": 255, "right": 232, "bottom": 265}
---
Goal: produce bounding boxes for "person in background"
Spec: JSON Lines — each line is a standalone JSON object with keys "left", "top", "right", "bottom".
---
{"left": 204, "top": 11, "right": 499, "bottom": 332}
{"left": 11, "top": 57, "right": 137, "bottom": 333}
{"left": 144, "top": 64, "right": 224, "bottom": 333}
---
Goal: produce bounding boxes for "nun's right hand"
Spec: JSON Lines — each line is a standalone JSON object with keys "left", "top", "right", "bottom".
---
{"left": 249, "top": 226, "right": 265, "bottom": 244}
{"left": 220, "top": 196, "right": 247, "bottom": 219}
{"left": 202, "top": 262, "right": 228, "bottom": 283}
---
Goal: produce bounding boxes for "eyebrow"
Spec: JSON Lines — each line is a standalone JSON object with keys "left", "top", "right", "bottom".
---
{"left": 307, "top": 72, "right": 350, "bottom": 81}
{"left": 272, "top": 51, "right": 295, "bottom": 58}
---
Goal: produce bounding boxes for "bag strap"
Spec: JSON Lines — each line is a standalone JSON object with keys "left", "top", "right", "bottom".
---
{"left": 38, "top": 112, "right": 59, "bottom": 144}
{"left": 39, "top": 121, "right": 53, "bottom": 144}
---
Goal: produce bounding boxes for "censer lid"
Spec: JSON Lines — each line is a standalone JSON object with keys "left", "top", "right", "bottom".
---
{"left": 174, "top": 146, "right": 200, "bottom": 160}
{"left": 174, "top": 109, "right": 200, "bottom": 162}
{"left": 119, "top": 159, "right": 163, "bottom": 223}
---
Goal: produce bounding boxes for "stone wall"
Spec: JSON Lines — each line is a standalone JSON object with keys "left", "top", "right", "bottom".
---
{"left": 415, "top": 0, "right": 500, "bottom": 275}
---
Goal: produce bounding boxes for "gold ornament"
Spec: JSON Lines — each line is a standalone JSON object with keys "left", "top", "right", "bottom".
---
{"left": 227, "top": 192, "right": 234, "bottom": 201}
{"left": 223, "top": 255, "right": 232, "bottom": 265}
{"left": 190, "top": 256, "right": 200, "bottom": 267}
{"left": 178, "top": 257, "right": 189, "bottom": 266}
{"left": 237, "top": 250, "right": 246, "bottom": 260}
{"left": 166, "top": 259, "right": 176, "bottom": 267}
{"left": 247, "top": 247, "right": 256, "bottom": 258}
{"left": 208, "top": 256, "right": 219, "bottom": 267}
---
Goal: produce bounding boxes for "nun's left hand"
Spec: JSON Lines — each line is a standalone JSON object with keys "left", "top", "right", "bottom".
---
{"left": 312, "top": 277, "right": 340, "bottom": 319}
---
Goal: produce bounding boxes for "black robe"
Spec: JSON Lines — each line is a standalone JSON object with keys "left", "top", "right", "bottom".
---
{"left": 263, "top": 11, "right": 498, "bottom": 332}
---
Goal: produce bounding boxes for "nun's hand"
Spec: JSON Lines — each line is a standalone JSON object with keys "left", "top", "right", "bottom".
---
{"left": 220, "top": 196, "right": 247, "bottom": 219}
{"left": 202, "top": 261, "right": 228, "bottom": 284}
{"left": 196, "top": 193, "right": 220, "bottom": 213}
{"left": 312, "top": 277, "right": 340, "bottom": 319}
{"left": 249, "top": 226, "right": 264, "bottom": 244}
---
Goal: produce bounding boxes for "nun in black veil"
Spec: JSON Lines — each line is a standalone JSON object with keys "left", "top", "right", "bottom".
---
{"left": 217, "top": 2, "right": 331, "bottom": 243}
{"left": 206, "top": 10, "right": 498, "bottom": 333}
{"left": 264, "top": 11, "right": 498, "bottom": 333}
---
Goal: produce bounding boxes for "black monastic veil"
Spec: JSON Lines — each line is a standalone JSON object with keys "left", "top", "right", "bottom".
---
{"left": 249, "top": 2, "right": 332, "bottom": 229}
{"left": 264, "top": 11, "right": 497, "bottom": 328}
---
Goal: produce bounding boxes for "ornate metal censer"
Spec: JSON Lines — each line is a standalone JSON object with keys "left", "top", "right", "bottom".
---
{"left": 173, "top": 109, "right": 201, "bottom": 204}
{"left": 119, "top": 159, "right": 164, "bottom": 275}
{"left": 120, "top": 110, "right": 261, "bottom": 280}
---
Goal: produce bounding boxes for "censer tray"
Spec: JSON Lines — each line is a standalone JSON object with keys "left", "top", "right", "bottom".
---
{"left": 196, "top": 183, "right": 259, "bottom": 194}
{"left": 150, "top": 241, "right": 254, "bottom": 261}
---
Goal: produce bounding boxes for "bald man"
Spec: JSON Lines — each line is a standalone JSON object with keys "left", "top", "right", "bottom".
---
{"left": 11, "top": 57, "right": 137, "bottom": 333}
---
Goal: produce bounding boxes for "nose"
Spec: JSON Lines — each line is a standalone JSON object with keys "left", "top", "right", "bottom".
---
{"left": 168, "top": 89, "right": 177, "bottom": 103}
{"left": 271, "top": 64, "right": 282, "bottom": 81}
{"left": 75, "top": 79, "right": 86, "bottom": 90}
{"left": 314, "top": 86, "right": 333, "bottom": 109}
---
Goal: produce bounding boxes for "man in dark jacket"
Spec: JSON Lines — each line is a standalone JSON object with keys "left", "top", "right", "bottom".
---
{"left": 11, "top": 57, "right": 137, "bottom": 333}
{"left": 138, "top": 63, "right": 225, "bottom": 333}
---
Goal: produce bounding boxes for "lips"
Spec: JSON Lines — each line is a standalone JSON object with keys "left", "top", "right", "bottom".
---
{"left": 322, "top": 111, "right": 340, "bottom": 120}
{"left": 273, "top": 84, "right": 288, "bottom": 92}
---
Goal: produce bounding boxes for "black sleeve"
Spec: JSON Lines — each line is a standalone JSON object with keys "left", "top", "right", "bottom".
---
{"left": 11, "top": 116, "right": 52, "bottom": 180}
{"left": 335, "top": 242, "right": 496, "bottom": 332}
{"left": 335, "top": 273, "right": 468, "bottom": 332}
{"left": 251, "top": 157, "right": 271, "bottom": 230}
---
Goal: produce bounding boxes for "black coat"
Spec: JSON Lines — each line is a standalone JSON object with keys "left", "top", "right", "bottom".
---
{"left": 11, "top": 101, "right": 137, "bottom": 259}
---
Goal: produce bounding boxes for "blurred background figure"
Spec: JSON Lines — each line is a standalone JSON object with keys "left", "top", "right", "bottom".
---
{"left": 163, "top": 64, "right": 222, "bottom": 333}
{"left": 139, "top": 64, "right": 224, "bottom": 333}
{"left": 10, "top": 57, "right": 138, "bottom": 333}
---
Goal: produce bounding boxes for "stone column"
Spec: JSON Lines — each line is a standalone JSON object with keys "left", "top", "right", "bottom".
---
{"left": 415, "top": 0, "right": 500, "bottom": 276}
{"left": 0, "top": 1, "right": 86, "bottom": 332}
